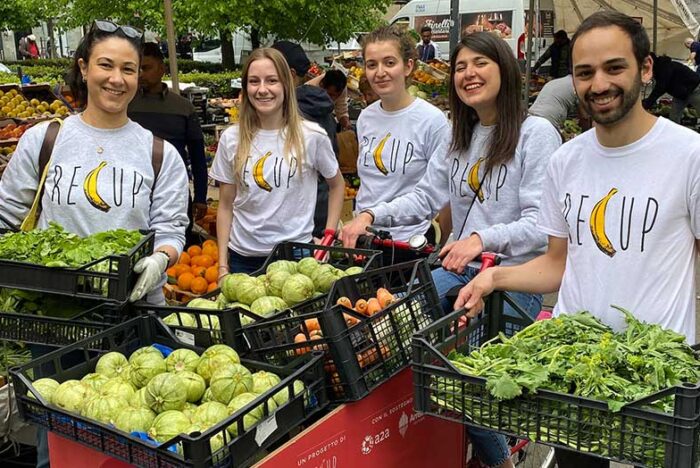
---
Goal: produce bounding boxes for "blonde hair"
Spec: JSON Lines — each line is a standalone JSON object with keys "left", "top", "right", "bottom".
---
{"left": 235, "top": 48, "right": 306, "bottom": 184}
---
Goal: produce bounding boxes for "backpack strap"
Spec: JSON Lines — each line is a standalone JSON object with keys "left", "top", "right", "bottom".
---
{"left": 150, "top": 136, "right": 164, "bottom": 203}
{"left": 29, "top": 120, "right": 61, "bottom": 223}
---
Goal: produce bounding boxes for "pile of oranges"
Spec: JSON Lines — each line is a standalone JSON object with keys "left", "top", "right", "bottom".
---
{"left": 166, "top": 240, "right": 220, "bottom": 296}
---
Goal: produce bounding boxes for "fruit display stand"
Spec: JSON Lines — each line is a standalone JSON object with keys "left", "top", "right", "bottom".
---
{"left": 11, "top": 315, "right": 329, "bottom": 468}
{"left": 254, "top": 367, "right": 466, "bottom": 467}
{"left": 243, "top": 260, "right": 444, "bottom": 402}
{"left": 412, "top": 296, "right": 700, "bottom": 468}
{"left": 0, "top": 84, "right": 71, "bottom": 120}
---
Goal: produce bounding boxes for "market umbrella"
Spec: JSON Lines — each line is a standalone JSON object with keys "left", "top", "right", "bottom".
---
{"left": 553, "top": 0, "right": 696, "bottom": 56}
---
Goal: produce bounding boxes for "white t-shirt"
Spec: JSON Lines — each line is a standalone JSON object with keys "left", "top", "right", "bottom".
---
{"left": 355, "top": 98, "right": 449, "bottom": 241}
{"left": 210, "top": 121, "right": 339, "bottom": 256}
{"left": 539, "top": 117, "right": 700, "bottom": 343}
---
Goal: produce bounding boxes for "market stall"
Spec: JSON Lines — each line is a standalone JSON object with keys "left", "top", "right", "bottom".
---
{"left": 2, "top": 7, "right": 700, "bottom": 467}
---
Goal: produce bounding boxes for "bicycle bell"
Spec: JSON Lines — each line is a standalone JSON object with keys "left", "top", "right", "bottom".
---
{"left": 408, "top": 234, "right": 428, "bottom": 250}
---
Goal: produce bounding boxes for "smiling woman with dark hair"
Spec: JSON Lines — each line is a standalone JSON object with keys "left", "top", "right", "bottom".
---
{"left": 0, "top": 21, "right": 189, "bottom": 304}
{"left": 0, "top": 20, "right": 190, "bottom": 468}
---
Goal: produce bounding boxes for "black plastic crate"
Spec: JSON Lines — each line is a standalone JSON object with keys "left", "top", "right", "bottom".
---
{"left": 0, "top": 230, "right": 154, "bottom": 302}
{"left": 0, "top": 300, "right": 127, "bottom": 346}
{"left": 11, "top": 314, "right": 328, "bottom": 468}
{"left": 245, "top": 260, "right": 444, "bottom": 402}
{"left": 138, "top": 241, "right": 382, "bottom": 350}
{"left": 412, "top": 300, "right": 700, "bottom": 468}
{"left": 255, "top": 241, "right": 383, "bottom": 274}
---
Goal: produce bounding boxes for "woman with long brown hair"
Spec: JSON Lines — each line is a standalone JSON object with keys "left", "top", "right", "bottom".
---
{"left": 342, "top": 31, "right": 562, "bottom": 467}
{"left": 210, "top": 48, "right": 344, "bottom": 274}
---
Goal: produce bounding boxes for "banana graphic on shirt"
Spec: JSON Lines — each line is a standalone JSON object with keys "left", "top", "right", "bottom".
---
{"left": 373, "top": 133, "right": 391, "bottom": 175}
{"left": 467, "top": 158, "right": 485, "bottom": 203}
{"left": 253, "top": 151, "right": 273, "bottom": 192}
{"left": 589, "top": 188, "right": 618, "bottom": 257}
{"left": 83, "top": 161, "right": 111, "bottom": 212}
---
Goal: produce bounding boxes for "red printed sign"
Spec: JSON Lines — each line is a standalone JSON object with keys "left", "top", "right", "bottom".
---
{"left": 256, "top": 368, "right": 465, "bottom": 467}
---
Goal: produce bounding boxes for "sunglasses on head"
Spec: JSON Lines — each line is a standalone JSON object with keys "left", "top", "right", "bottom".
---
{"left": 91, "top": 20, "right": 143, "bottom": 40}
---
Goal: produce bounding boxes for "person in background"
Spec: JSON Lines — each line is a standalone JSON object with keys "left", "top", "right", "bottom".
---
{"left": 19, "top": 34, "right": 40, "bottom": 60}
{"left": 457, "top": 12, "right": 699, "bottom": 466}
{"left": 359, "top": 75, "right": 379, "bottom": 106}
{"left": 684, "top": 37, "right": 700, "bottom": 76}
{"left": 529, "top": 74, "right": 590, "bottom": 131}
{"left": 534, "top": 30, "right": 571, "bottom": 79}
{"left": 307, "top": 69, "right": 352, "bottom": 130}
{"left": 272, "top": 40, "right": 340, "bottom": 239}
{"left": 417, "top": 25, "right": 441, "bottom": 62}
{"left": 210, "top": 48, "right": 344, "bottom": 274}
{"left": 642, "top": 53, "right": 700, "bottom": 124}
{"left": 128, "top": 42, "right": 208, "bottom": 243}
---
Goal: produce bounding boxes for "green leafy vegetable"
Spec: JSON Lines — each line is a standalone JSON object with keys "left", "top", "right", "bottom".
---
{"left": 434, "top": 308, "right": 700, "bottom": 468}
{"left": 0, "top": 223, "right": 142, "bottom": 268}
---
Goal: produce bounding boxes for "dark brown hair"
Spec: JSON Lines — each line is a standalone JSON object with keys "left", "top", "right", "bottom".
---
{"left": 67, "top": 26, "right": 143, "bottom": 105}
{"left": 449, "top": 32, "right": 524, "bottom": 171}
{"left": 571, "top": 11, "right": 650, "bottom": 68}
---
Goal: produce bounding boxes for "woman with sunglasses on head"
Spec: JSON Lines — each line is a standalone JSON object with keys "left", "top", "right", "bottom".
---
{"left": 0, "top": 21, "right": 189, "bottom": 306}
{"left": 350, "top": 26, "right": 450, "bottom": 254}
{"left": 342, "top": 33, "right": 561, "bottom": 467}
{"left": 210, "top": 48, "right": 344, "bottom": 275}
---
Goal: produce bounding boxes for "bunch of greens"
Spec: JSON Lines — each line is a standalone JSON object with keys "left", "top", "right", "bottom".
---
{"left": 448, "top": 307, "right": 699, "bottom": 411}
{"left": 0, "top": 223, "right": 143, "bottom": 268}
{"left": 434, "top": 307, "right": 700, "bottom": 467}
{"left": 0, "top": 341, "right": 31, "bottom": 385}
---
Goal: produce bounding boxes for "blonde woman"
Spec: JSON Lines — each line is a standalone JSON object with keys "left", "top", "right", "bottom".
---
{"left": 210, "top": 48, "right": 344, "bottom": 274}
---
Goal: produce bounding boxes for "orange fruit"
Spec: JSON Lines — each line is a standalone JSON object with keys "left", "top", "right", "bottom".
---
{"left": 202, "top": 245, "right": 218, "bottom": 258}
{"left": 198, "top": 255, "right": 215, "bottom": 268}
{"left": 166, "top": 267, "right": 178, "bottom": 284}
{"left": 187, "top": 245, "right": 202, "bottom": 257}
{"left": 191, "top": 265, "right": 206, "bottom": 278}
{"left": 190, "top": 255, "right": 202, "bottom": 266}
{"left": 174, "top": 264, "right": 190, "bottom": 277}
{"left": 202, "top": 239, "right": 217, "bottom": 249}
{"left": 207, "top": 281, "right": 218, "bottom": 293}
{"left": 190, "top": 276, "right": 208, "bottom": 295}
{"left": 204, "top": 266, "right": 218, "bottom": 283}
{"left": 179, "top": 252, "right": 191, "bottom": 265}
{"left": 177, "top": 272, "right": 195, "bottom": 291}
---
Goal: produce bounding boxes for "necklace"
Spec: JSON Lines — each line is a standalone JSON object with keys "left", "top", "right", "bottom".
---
{"left": 78, "top": 114, "right": 120, "bottom": 154}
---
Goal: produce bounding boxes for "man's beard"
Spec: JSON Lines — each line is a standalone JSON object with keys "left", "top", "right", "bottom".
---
{"left": 581, "top": 72, "right": 641, "bottom": 126}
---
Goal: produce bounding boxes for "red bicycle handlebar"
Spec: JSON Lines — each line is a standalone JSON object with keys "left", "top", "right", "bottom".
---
{"left": 313, "top": 229, "right": 337, "bottom": 261}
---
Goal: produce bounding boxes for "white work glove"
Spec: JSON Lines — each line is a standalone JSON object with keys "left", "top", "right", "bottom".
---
{"left": 130, "top": 251, "right": 170, "bottom": 302}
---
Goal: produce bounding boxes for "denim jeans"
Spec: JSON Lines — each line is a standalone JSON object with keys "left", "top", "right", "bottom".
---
{"left": 431, "top": 267, "right": 543, "bottom": 466}
{"left": 228, "top": 249, "right": 268, "bottom": 274}
{"left": 432, "top": 267, "right": 542, "bottom": 320}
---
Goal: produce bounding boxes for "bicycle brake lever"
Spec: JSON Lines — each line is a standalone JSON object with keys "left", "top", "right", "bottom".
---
{"left": 365, "top": 226, "right": 392, "bottom": 240}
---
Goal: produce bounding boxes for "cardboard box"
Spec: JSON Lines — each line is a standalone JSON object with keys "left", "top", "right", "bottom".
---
{"left": 255, "top": 368, "right": 465, "bottom": 467}
{"left": 341, "top": 198, "right": 355, "bottom": 223}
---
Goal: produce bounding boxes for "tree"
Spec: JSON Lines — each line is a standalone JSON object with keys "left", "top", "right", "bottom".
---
{"left": 186, "top": 0, "right": 392, "bottom": 69}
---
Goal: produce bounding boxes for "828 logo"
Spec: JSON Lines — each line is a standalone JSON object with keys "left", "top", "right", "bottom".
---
{"left": 361, "top": 429, "right": 390, "bottom": 455}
